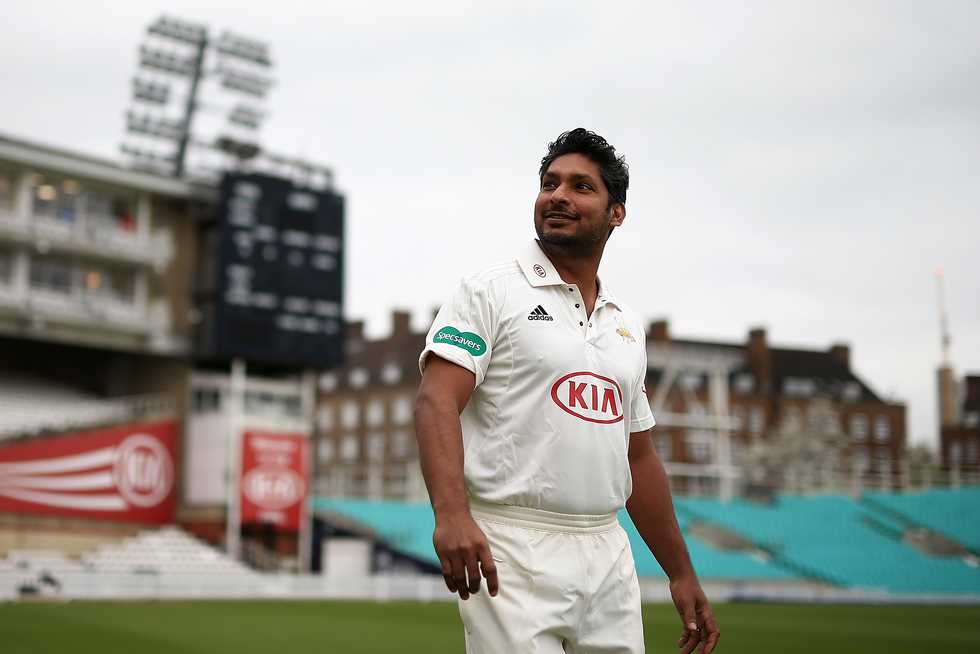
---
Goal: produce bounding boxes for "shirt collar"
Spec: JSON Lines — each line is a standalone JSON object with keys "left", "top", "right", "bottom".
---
{"left": 517, "top": 240, "right": 622, "bottom": 310}
{"left": 517, "top": 240, "right": 565, "bottom": 287}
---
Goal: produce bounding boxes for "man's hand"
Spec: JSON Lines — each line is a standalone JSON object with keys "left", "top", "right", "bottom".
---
{"left": 433, "top": 511, "right": 499, "bottom": 601}
{"left": 670, "top": 574, "right": 720, "bottom": 654}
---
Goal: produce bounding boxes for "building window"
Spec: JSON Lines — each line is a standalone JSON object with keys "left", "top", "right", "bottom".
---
{"left": 783, "top": 377, "right": 816, "bottom": 397}
{"left": 367, "top": 432, "right": 385, "bottom": 462}
{"left": 318, "top": 438, "right": 334, "bottom": 463}
{"left": 781, "top": 407, "right": 802, "bottom": 433}
{"left": 872, "top": 448, "right": 891, "bottom": 471}
{"left": 734, "top": 373, "right": 755, "bottom": 394}
{"left": 29, "top": 257, "right": 73, "bottom": 293}
{"left": 949, "top": 442, "right": 962, "bottom": 466}
{"left": 687, "top": 441, "right": 711, "bottom": 463}
{"left": 381, "top": 363, "right": 402, "bottom": 385}
{"left": 319, "top": 373, "right": 338, "bottom": 392}
{"left": 32, "top": 176, "right": 79, "bottom": 222}
{"left": 392, "top": 430, "right": 413, "bottom": 459}
{"left": 349, "top": 367, "right": 369, "bottom": 389}
{"left": 873, "top": 416, "right": 890, "bottom": 442}
{"left": 655, "top": 434, "right": 672, "bottom": 461}
{"left": 850, "top": 414, "right": 868, "bottom": 441}
{"left": 824, "top": 411, "right": 841, "bottom": 436}
{"left": 965, "top": 412, "right": 980, "bottom": 428}
{"left": 730, "top": 406, "right": 744, "bottom": 431}
{"left": 853, "top": 448, "right": 869, "bottom": 471}
{"left": 366, "top": 399, "right": 385, "bottom": 427}
{"left": 842, "top": 382, "right": 862, "bottom": 402}
{"left": 340, "top": 435, "right": 359, "bottom": 462}
{"left": 0, "top": 248, "right": 13, "bottom": 285}
{"left": 192, "top": 388, "right": 222, "bottom": 412}
{"left": 748, "top": 407, "right": 764, "bottom": 434}
{"left": 966, "top": 440, "right": 979, "bottom": 463}
{"left": 316, "top": 405, "right": 335, "bottom": 432}
{"left": 392, "top": 396, "right": 413, "bottom": 425}
{"left": 680, "top": 373, "right": 702, "bottom": 392}
{"left": 340, "top": 400, "right": 359, "bottom": 429}
{"left": 0, "top": 172, "right": 14, "bottom": 213}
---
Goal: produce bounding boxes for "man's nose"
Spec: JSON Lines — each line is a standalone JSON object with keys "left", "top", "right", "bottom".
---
{"left": 549, "top": 183, "right": 570, "bottom": 206}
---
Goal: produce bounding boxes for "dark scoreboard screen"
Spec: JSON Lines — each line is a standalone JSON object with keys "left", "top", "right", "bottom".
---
{"left": 206, "top": 172, "right": 344, "bottom": 368}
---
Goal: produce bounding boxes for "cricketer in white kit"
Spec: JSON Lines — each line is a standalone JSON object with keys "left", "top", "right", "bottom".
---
{"left": 416, "top": 129, "right": 720, "bottom": 654}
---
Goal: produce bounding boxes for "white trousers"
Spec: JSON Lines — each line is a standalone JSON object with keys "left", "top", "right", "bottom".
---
{"left": 459, "top": 500, "right": 644, "bottom": 654}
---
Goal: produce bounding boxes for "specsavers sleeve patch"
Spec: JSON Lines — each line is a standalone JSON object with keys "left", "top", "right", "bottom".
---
{"left": 419, "top": 275, "right": 496, "bottom": 388}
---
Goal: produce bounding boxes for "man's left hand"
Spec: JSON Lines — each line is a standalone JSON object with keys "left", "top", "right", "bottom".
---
{"left": 669, "top": 574, "right": 720, "bottom": 654}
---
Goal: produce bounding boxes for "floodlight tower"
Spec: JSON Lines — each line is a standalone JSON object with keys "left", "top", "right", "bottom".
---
{"left": 121, "top": 15, "right": 274, "bottom": 178}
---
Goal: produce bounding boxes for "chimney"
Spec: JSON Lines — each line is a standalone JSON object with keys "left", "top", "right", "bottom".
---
{"left": 746, "top": 327, "right": 771, "bottom": 391}
{"left": 937, "top": 366, "right": 958, "bottom": 428}
{"left": 648, "top": 319, "right": 670, "bottom": 343}
{"left": 346, "top": 319, "right": 364, "bottom": 342}
{"left": 392, "top": 310, "right": 411, "bottom": 336}
{"left": 829, "top": 343, "right": 850, "bottom": 369}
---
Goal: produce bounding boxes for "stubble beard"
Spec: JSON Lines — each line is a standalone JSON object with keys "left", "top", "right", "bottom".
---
{"left": 535, "top": 214, "right": 610, "bottom": 258}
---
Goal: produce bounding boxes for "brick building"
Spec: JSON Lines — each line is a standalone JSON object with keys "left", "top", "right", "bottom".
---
{"left": 940, "top": 374, "right": 980, "bottom": 475}
{"left": 313, "top": 311, "right": 427, "bottom": 500}
{"left": 647, "top": 321, "right": 907, "bottom": 494}
{"left": 314, "top": 311, "right": 909, "bottom": 499}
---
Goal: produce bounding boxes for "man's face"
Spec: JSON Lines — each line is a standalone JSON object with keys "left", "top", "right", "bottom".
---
{"left": 534, "top": 153, "right": 624, "bottom": 251}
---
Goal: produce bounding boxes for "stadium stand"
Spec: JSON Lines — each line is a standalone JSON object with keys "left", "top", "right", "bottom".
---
{"left": 676, "top": 494, "right": 980, "bottom": 593}
{"left": 862, "top": 488, "right": 980, "bottom": 552}
{"left": 79, "top": 526, "right": 254, "bottom": 575}
{"left": 314, "top": 492, "right": 980, "bottom": 595}
{"left": 314, "top": 498, "right": 801, "bottom": 582}
{"left": 0, "top": 374, "right": 132, "bottom": 439}
{"left": 0, "top": 525, "right": 256, "bottom": 600}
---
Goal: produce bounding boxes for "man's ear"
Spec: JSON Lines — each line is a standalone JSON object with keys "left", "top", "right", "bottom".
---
{"left": 609, "top": 203, "right": 625, "bottom": 228}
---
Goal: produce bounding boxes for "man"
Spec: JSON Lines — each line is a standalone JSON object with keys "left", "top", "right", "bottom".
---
{"left": 416, "top": 128, "right": 720, "bottom": 654}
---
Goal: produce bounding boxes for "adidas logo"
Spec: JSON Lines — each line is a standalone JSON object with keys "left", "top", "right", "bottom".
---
{"left": 527, "top": 305, "right": 554, "bottom": 321}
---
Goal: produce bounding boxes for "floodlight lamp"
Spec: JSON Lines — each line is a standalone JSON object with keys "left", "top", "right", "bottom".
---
{"left": 140, "top": 46, "right": 195, "bottom": 77}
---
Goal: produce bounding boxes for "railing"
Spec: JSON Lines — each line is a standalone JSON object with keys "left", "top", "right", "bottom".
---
{"left": 0, "top": 212, "right": 173, "bottom": 270}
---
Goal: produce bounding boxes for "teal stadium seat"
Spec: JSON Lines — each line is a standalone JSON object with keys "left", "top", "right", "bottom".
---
{"left": 863, "top": 488, "right": 980, "bottom": 551}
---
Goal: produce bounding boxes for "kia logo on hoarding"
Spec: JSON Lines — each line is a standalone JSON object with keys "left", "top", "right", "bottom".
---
{"left": 113, "top": 434, "right": 174, "bottom": 507}
{"left": 550, "top": 372, "right": 624, "bottom": 424}
{"left": 242, "top": 468, "right": 305, "bottom": 510}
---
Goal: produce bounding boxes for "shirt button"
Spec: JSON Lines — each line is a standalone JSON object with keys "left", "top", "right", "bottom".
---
{"left": 575, "top": 303, "right": 580, "bottom": 308}
{"left": 588, "top": 323, "right": 592, "bottom": 327}
{"left": 579, "top": 321, "right": 584, "bottom": 326}
{"left": 568, "top": 288, "right": 574, "bottom": 292}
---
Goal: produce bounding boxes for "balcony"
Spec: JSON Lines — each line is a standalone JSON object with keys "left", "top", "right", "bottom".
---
{"left": 0, "top": 282, "right": 185, "bottom": 353}
{"left": 0, "top": 209, "right": 173, "bottom": 271}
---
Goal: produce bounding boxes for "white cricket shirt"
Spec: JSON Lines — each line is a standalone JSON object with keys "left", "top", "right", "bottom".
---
{"left": 419, "top": 240, "right": 656, "bottom": 516}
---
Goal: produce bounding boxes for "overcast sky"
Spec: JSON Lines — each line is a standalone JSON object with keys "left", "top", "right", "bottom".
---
{"left": 4, "top": 1, "right": 978, "bottom": 449}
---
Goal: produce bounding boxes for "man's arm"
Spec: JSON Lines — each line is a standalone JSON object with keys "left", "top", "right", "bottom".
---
{"left": 626, "top": 430, "right": 720, "bottom": 654}
{"left": 415, "top": 355, "right": 498, "bottom": 601}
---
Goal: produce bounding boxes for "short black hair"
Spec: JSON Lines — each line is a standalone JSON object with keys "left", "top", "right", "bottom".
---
{"left": 538, "top": 128, "right": 629, "bottom": 206}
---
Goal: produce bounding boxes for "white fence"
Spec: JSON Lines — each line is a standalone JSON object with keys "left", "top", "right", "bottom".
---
{"left": 3, "top": 570, "right": 978, "bottom": 605}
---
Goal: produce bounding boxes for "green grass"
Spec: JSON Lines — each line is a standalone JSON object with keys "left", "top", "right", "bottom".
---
{"left": 2, "top": 600, "right": 979, "bottom": 653}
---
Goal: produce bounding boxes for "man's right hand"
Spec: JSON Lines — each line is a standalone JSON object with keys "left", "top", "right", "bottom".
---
{"left": 433, "top": 511, "right": 499, "bottom": 600}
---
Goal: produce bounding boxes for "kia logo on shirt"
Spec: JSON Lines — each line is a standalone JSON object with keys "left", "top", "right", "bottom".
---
{"left": 550, "top": 372, "right": 624, "bottom": 424}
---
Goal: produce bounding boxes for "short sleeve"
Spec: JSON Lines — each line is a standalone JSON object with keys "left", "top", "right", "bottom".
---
{"left": 419, "top": 275, "right": 496, "bottom": 388}
{"left": 629, "top": 332, "right": 656, "bottom": 434}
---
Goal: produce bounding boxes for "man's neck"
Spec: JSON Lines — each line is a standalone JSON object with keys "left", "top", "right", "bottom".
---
{"left": 537, "top": 239, "right": 605, "bottom": 312}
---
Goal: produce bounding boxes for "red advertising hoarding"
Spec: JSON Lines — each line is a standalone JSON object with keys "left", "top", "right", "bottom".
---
{"left": 240, "top": 431, "right": 309, "bottom": 532}
{"left": 0, "top": 420, "right": 178, "bottom": 524}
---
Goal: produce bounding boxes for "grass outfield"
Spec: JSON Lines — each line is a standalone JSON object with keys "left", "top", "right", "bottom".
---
{"left": 2, "top": 600, "right": 979, "bottom": 653}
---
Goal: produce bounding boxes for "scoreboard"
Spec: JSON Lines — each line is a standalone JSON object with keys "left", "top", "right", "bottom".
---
{"left": 196, "top": 172, "right": 344, "bottom": 369}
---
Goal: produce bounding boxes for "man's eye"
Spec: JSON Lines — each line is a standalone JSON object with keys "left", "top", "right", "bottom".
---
{"left": 542, "top": 182, "right": 557, "bottom": 190}
{"left": 577, "top": 183, "right": 594, "bottom": 191}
